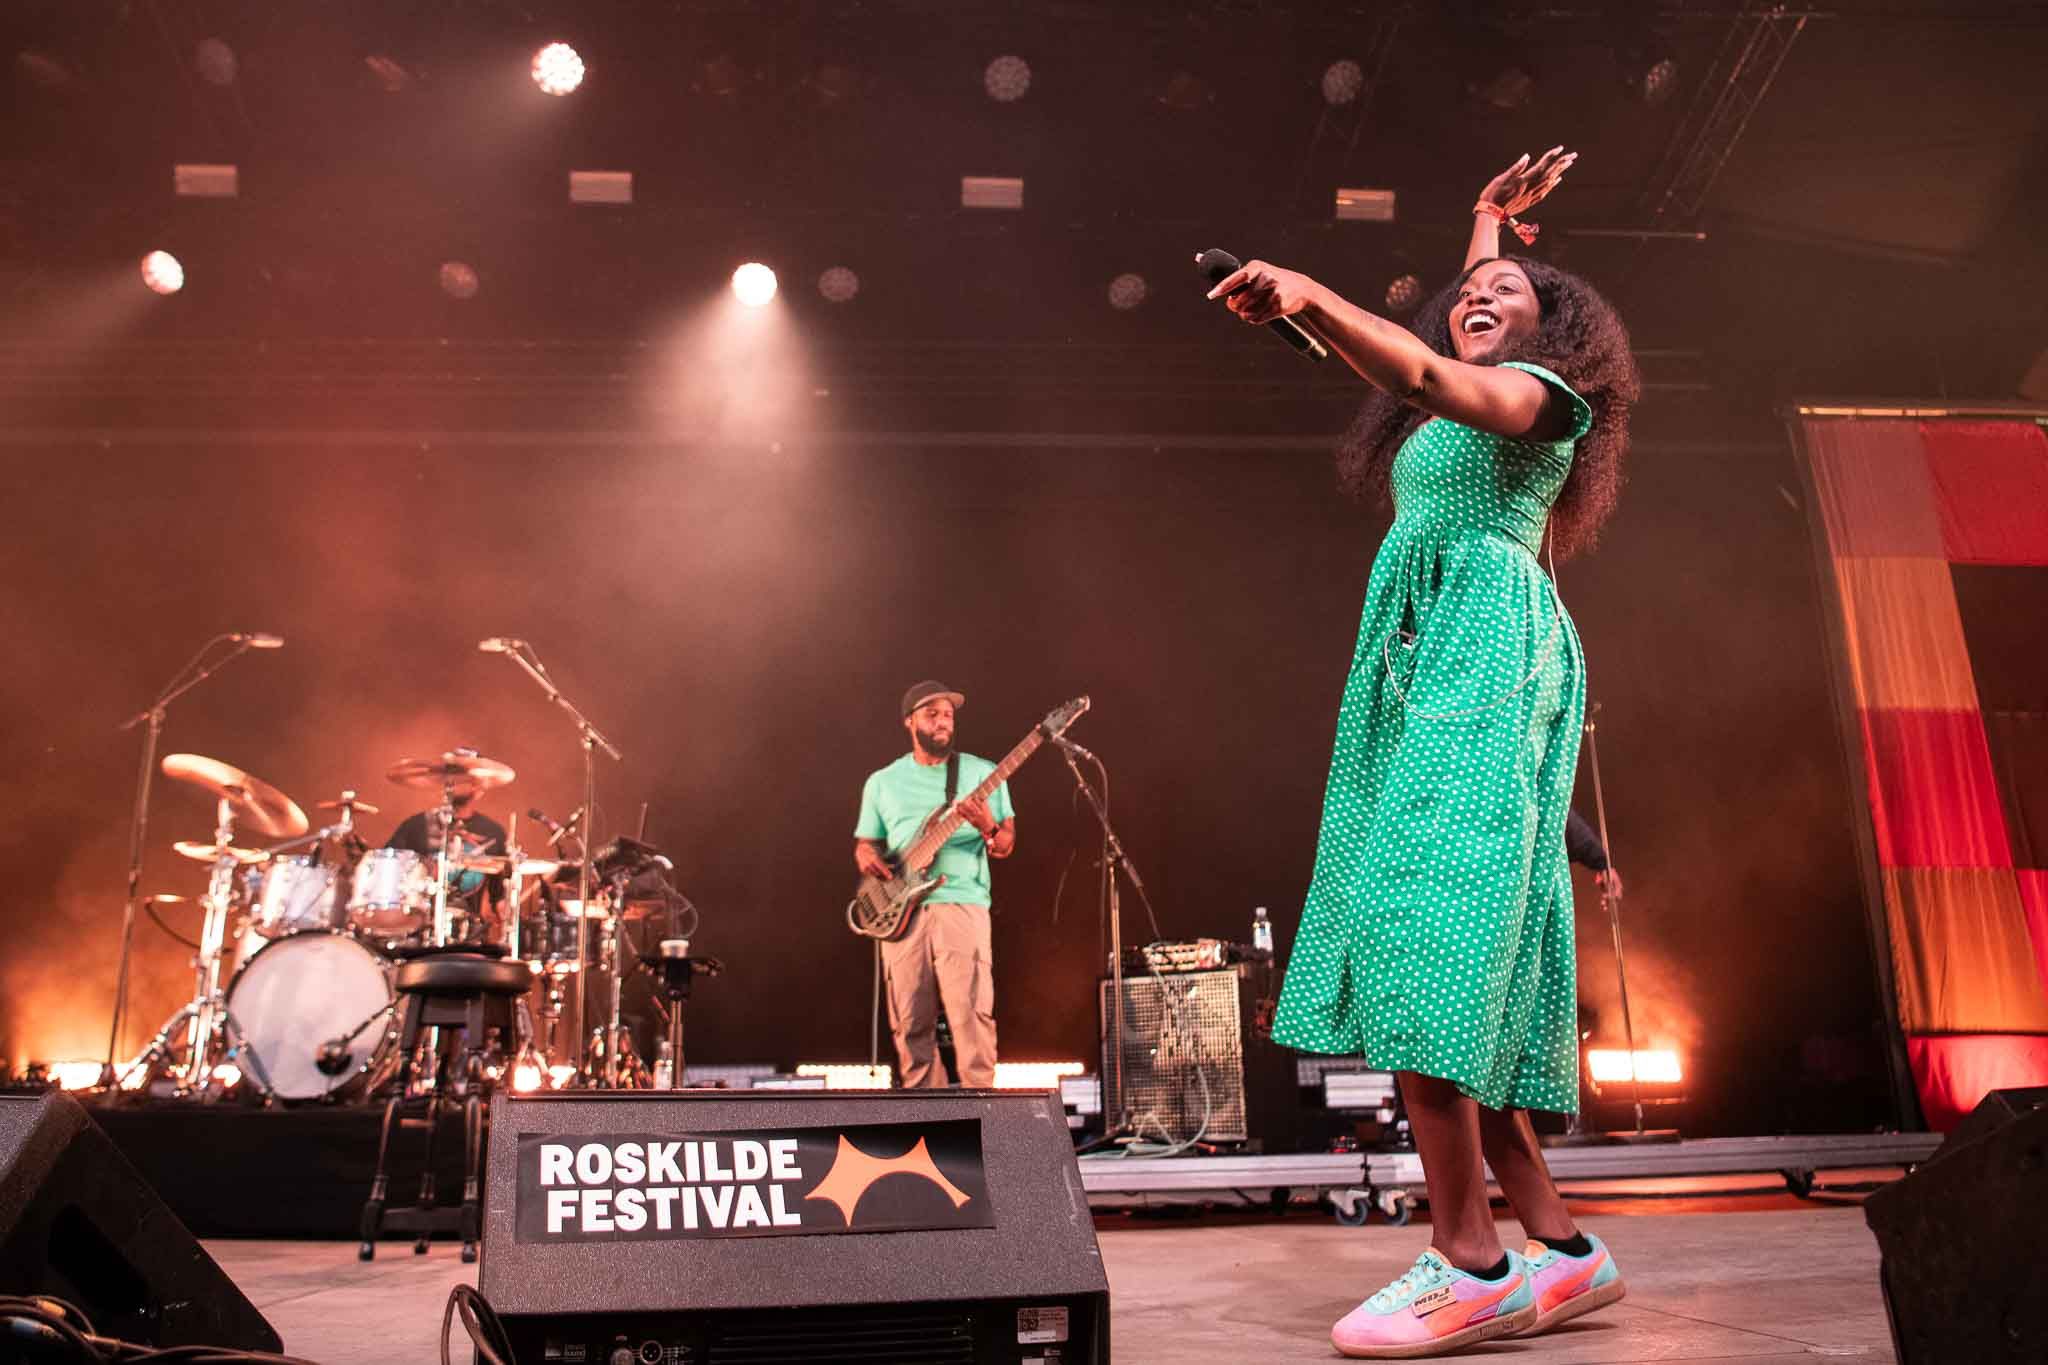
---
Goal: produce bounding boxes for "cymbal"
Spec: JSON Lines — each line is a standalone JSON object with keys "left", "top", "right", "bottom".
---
{"left": 384, "top": 751, "right": 516, "bottom": 791}
{"left": 315, "top": 794, "right": 380, "bottom": 814}
{"left": 173, "top": 839, "right": 266, "bottom": 865}
{"left": 161, "top": 754, "right": 309, "bottom": 837}
{"left": 146, "top": 893, "right": 191, "bottom": 905}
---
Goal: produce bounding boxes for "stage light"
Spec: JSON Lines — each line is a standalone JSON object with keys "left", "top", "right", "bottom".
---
{"left": 438, "top": 261, "right": 480, "bottom": 299}
{"left": 1639, "top": 57, "right": 1679, "bottom": 107}
{"left": 1321, "top": 58, "right": 1364, "bottom": 106}
{"left": 993, "top": 1061, "right": 1086, "bottom": 1090}
{"left": 569, "top": 170, "right": 633, "bottom": 205}
{"left": 1586, "top": 1048, "right": 1682, "bottom": 1085}
{"left": 513, "top": 1064, "right": 544, "bottom": 1092}
{"left": 140, "top": 251, "right": 184, "bottom": 295}
{"left": 194, "top": 38, "right": 237, "bottom": 86}
{"left": 961, "top": 176, "right": 1024, "bottom": 210}
{"left": 212, "top": 1063, "right": 241, "bottom": 1089}
{"left": 173, "top": 164, "right": 238, "bottom": 198}
{"left": 548, "top": 1064, "right": 577, "bottom": 1087}
{"left": 50, "top": 1061, "right": 102, "bottom": 1090}
{"left": 818, "top": 266, "right": 860, "bottom": 303}
{"left": 1471, "top": 65, "right": 1535, "bottom": 112}
{"left": 1335, "top": 187, "right": 1397, "bottom": 222}
{"left": 1384, "top": 273, "right": 1423, "bottom": 315}
{"left": 731, "top": 262, "right": 778, "bottom": 307}
{"left": 984, "top": 54, "right": 1031, "bottom": 102}
{"left": 1107, "top": 273, "right": 1148, "bottom": 311}
{"left": 796, "top": 1063, "right": 891, "bottom": 1089}
{"left": 531, "top": 42, "right": 585, "bottom": 96}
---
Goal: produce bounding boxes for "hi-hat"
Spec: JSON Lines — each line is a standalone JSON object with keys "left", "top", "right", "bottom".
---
{"left": 385, "top": 751, "right": 516, "bottom": 791}
{"left": 173, "top": 840, "right": 266, "bottom": 864}
{"left": 161, "top": 754, "right": 309, "bottom": 837}
{"left": 315, "top": 792, "right": 380, "bottom": 814}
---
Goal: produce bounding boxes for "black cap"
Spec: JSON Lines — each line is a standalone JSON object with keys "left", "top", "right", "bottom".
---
{"left": 900, "top": 680, "right": 966, "bottom": 718}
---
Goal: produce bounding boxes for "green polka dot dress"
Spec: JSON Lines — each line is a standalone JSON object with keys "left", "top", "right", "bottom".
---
{"left": 1272, "top": 361, "right": 1592, "bottom": 1114}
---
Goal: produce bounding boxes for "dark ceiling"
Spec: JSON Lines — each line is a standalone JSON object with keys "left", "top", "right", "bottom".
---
{"left": 2, "top": 0, "right": 2044, "bottom": 418}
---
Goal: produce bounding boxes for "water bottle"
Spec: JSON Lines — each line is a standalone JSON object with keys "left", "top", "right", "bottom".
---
{"left": 1251, "top": 905, "right": 1274, "bottom": 957}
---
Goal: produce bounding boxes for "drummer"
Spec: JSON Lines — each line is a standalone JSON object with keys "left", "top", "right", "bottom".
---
{"left": 385, "top": 776, "right": 507, "bottom": 938}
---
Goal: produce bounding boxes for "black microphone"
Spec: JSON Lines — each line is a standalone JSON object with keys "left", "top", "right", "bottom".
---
{"left": 230, "top": 632, "right": 285, "bottom": 648}
{"left": 1194, "top": 248, "right": 1329, "bottom": 362}
{"left": 530, "top": 806, "right": 583, "bottom": 848}
{"left": 1054, "top": 734, "right": 1098, "bottom": 763}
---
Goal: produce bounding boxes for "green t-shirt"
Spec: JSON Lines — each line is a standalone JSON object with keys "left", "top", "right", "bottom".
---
{"left": 854, "top": 752, "right": 1015, "bottom": 908}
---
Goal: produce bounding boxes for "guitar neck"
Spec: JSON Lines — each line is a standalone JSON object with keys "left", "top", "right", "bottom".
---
{"left": 903, "top": 729, "right": 1044, "bottom": 865}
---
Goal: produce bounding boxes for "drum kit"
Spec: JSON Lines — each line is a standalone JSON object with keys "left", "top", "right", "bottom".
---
{"left": 124, "top": 747, "right": 686, "bottom": 1103}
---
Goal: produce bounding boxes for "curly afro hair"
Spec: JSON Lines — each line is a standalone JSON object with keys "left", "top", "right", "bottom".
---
{"left": 1334, "top": 255, "right": 1639, "bottom": 560}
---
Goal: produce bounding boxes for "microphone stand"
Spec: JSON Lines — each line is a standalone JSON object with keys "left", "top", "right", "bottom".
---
{"left": 489, "top": 643, "right": 620, "bottom": 1078}
{"left": 102, "top": 634, "right": 268, "bottom": 1091}
{"left": 1054, "top": 736, "right": 1153, "bottom": 1142}
{"left": 1582, "top": 703, "right": 1673, "bottom": 1143}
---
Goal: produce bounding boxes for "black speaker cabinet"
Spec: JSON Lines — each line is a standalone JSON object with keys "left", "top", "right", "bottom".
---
{"left": 478, "top": 1089, "right": 1109, "bottom": 1363}
{"left": 1097, "top": 964, "right": 1303, "bottom": 1147}
{"left": 1864, "top": 1087, "right": 2048, "bottom": 1364}
{"left": 0, "top": 1092, "right": 281, "bottom": 1352}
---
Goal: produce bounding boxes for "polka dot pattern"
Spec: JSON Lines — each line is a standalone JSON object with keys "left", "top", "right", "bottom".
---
{"left": 1272, "top": 362, "right": 1593, "bottom": 1114}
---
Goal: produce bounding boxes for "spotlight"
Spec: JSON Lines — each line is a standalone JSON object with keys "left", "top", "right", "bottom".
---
{"left": 1321, "top": 58, "right": 1364, "bottom": 106}
{"left": 1639, "top": 57, "right": 1679, "bottom": 107}
{"left": 1107, "top": 273, "right": 1148, "bottom": 311}
{"left": 438, "top": 261, "right": 480, "bottom": 300}
{"left": 531, "top": 42, "right": 585, "bottom": 96}
{"left": 193, "top": 38, "right": 237, "bottom": 87}
{"left": 984, "top": 54, "right": 1031, "bottom": 103}
{"left": 1586, "top": 1048, "right": 1683, "bottom": 1085}
{"left": 140, "top": 250, "right": 184, "bottom": 295}
{"left": 1384, "top": 273, "right": 1423, "bottom": 315}
{"left": 731, "top": 262, "right": 778, "bottom": 307}
{"left": 817, "top": 266, "right": 860, "bottom": 303}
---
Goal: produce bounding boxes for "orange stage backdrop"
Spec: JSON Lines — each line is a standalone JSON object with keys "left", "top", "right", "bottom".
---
{"left": 1797, "top": 415, "right": 2048, "bottom": 1130}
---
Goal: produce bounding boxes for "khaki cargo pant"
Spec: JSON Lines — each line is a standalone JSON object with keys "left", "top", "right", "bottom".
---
{"left": 881, "top": 901, "right": 997, "bottom": 1088}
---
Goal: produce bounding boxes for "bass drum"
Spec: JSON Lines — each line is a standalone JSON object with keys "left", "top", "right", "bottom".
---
{"left": 226, "top": 930, "right": 397, "bottom": 1101}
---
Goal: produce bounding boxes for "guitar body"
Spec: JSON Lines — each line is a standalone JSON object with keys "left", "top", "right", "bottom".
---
{"left": 845, "top": 860, "right": 945, "bottom": 941}
{"left": 844, "top": 695, "right": 1090, "bottom": 942}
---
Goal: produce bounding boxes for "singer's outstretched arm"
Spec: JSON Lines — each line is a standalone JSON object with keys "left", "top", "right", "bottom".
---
{"left": 1206, "top": 262, "right": 1576, "bottom": 444}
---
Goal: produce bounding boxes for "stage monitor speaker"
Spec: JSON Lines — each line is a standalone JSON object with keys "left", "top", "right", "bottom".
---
{"left": 1864, "top": 1087, "right": 2048, "bottom": 1364}
{"left": 478, "top": 1089, "right": 1108, "bottom": 1364}
{"left": 0, "top": 1091, "right": 281, "bottom": 1352}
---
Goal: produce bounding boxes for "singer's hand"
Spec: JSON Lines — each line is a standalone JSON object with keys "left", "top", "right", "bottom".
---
{"left": 1206, "top": 260, "right": 1323, "bottom": 325}
{"left": 1478, "top": 146, "right": 1575, "bottom": 217}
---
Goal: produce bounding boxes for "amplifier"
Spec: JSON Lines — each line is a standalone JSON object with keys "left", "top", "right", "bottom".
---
{"left": 1099, "top": 966, "right": 1257, "bottom": 1143}
{"left": 478, "top": 1089, "right": 1108, "bottom": 1364}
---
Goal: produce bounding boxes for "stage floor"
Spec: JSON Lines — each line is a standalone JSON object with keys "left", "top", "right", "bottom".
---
{"left": 208, "top": 1204, "right": 1898, "bottom": 1363}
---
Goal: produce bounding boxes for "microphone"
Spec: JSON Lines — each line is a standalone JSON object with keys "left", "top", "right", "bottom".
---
{"left": 230, "top": 633, "right": 285, "bottom": 649}
{"left": 1053, "top": 733, "right": 1097, "bottom": 763}
{"left": 478, "top": 637, "right": 526, "bottom": 654}
{"left": 530, "top": 806, "right": 583, "bottom": 847}
{"left": 1194, "top": 248, "right": 1329, "bottom": 362}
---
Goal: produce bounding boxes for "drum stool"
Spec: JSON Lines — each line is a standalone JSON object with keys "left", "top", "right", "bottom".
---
{"left": 356, "top": 946, "right": 531, "bottom": 1263}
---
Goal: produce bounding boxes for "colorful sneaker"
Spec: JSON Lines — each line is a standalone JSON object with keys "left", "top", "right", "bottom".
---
{"left": 1330, "top": 1247, "right": 1539, "bottom": 1358}
{"left": 1520, "top": 1233, "right": 1626, "bottom": 1332}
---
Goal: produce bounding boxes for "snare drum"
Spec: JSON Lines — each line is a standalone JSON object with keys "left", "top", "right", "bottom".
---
{"left": 247, "top": 855, "right": 340, "bottom": 937}
{"left": 226, "top": 930, "right": 396, "bottom": 1101}
{"left": 347, "top": 848, "right": 430, "bottom": 937}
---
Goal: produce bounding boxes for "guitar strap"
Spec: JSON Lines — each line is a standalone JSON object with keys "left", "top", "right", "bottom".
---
{"left": 944, "top": 751, "right": 960, "bottom": 806}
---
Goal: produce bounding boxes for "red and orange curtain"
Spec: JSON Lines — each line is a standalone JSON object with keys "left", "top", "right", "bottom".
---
{"left": 1798, "top": 416, "right": 2048, "bottom": 1130}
